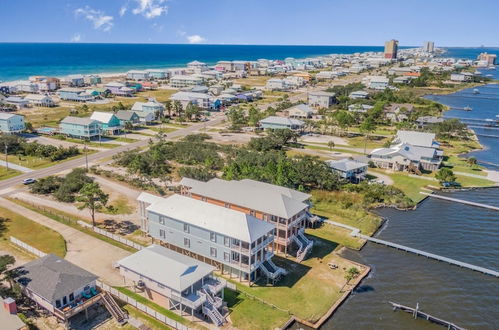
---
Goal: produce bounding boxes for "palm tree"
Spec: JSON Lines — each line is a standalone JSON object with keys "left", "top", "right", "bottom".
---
{"left": 467, "top": 156, "right": 477, "bottom": 167}
{"left": 328, "top": 140, "right": 335, "bottom": 150}
{"left": 164, "top": 100, "right": 173, "bottom": 118}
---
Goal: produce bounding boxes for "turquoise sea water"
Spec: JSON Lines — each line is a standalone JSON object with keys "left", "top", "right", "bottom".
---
{"left": 1, "top": 43, "right": 497, "bottom": 82}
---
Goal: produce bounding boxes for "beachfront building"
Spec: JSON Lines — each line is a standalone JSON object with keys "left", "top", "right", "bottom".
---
{"left": 57, "top": 88, "right": 95, "bottom": 102}
{"left": 131, "top": 99, "right": 165, "bottom": 118}
{"left": 384, "top": 39, "right": 399, "bottom": 59}
{"left": 308, "top": 91, "right": 336, "bottom": 108}
{"left": 117, "top": 245, "right": 227, "bottom": 325}
{"left": 137, "top": 193, "right": 286, "bottom": 283}
{"left": 90, "top": 112, "right": 122, "bottom": 135}
{"left": 24, "top": 94, "right": 56, "bottom": 107}
{"left": 83, "top": 75, "right": 102, "bottom": 85}
{"left": 170, "top": 91, "right": 211, "bottom": 109}
{"left": 215, "top": 61, "right": 233, "bottom": 72}
{"left": 187, "top": 61, "right": 208, "bottom": 73}
{"left": 30, "top": 76, "right": 60, "bottom": 91}
{"left": 326, "top": 158, "right": 368, "bottom": 183}
{"left": 105, "top": 82, "right": 135, "bottom": 97}
{"left": 66, "top": 75, "right": 85, "bottom": 87}
{"left": 178, "top": 178, "right": 314, "bottom": 259}
{"left": 169, "top": 75, "right": 204, "bottom": 88}
{"left": 15, "top": 81, "right": 39, "bottom": 93}
{"left": 259, "top": 116, "right": 305, "bottom": 131}
{"left": 146, "top": 69, "right": 169, "bottom": 80}
{"left": 115, "top": 110, "right": 140, "bottom": 127}
{"left": 59, "top": 116, "right": 101, "bottom": 139}
{"left": 127, "top": 70, "right": 150, "bottom": 81}
{"left": 286, "top": 104, "right": 316, "bottom": 119}
{"left": 4, "top": 96, "right": 29, "bottom": 109}
{"left": 0, "top": 113, "right": 25, "bottom": 134}
{"left": 14, "top": 254, "right": 117, "bottom": 326}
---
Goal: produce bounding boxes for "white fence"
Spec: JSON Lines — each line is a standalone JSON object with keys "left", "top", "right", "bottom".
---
{"left": 10, "top": 237, "right": 47, "bottom": 257}
{"left": 96, "top": 281, "right": 191, "bottom": 330}
{"left": 77, "top": 221, "right": 144, "bottom": 251}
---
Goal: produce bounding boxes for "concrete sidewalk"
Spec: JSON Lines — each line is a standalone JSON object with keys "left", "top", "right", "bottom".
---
{"left": 0, "top": 160, "right": 33, "bottom": 173}
{"left": 0, "top": 197, "right": 131, "bottom": 286}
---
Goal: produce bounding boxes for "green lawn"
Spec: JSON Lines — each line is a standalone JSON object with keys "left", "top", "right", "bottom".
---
{"left": 388, "top": 173, "right": 432, "bottom": 203}
{"left": 146, "top": 126, "right": 179, "bottom": 134}
{"left": 224, "top": 289, "right": 290, "bottom": 330}
{"left": 0, "top": 166, "right": 21, "bottom": 180}
{"left": 52, "top": 136, "right": 118, "bottom": 149}
{"left": 443, "top": 155, "right": 487, "bottom": 176}
{"left": 456, "top": 174, "right": 495, "bottom": 187}
{"left": 310, "top": 190, "right": 383, "bottom": 236}
{"left": 114, "top": 287, "right": 199, "bottom": 328}
{"left": 304, "top": 144, "right": 364, "bottom": 155}
{"left": 102, "top": 196, "right": 135, "bottom": 215}
{"left": 0, "top": 206, "right": 66, "bottom": 257}
{"left": 307, "top": 224, "right": 363, "bottom": 250}
{"left": 3, "top": 150, "right": 97, "bottom": 170}
{"left": 232, "top": 235, "right": 350, "bottom": 324}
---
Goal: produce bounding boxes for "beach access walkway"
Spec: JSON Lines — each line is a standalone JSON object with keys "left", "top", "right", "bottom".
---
{"left": 420, "top": 192, "right": 499, "bottom": 211}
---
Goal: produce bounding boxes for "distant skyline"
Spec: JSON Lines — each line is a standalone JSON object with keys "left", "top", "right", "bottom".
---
{"left": 1, "top": 0, "right": 499, "bottom": 47}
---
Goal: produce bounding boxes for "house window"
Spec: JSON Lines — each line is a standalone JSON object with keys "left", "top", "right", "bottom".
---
{"left": 183, "top": 223, "right": 189, "bottom": 233}
{"left": 250, "top": 210, "right": 256, "bottom": 216}
{"left": 224, "top": 252, "right": 230, "bottom": 262}
{"left": 56, "top": 300, "right": 61, "bottom": 308}
{"left": 62, "top": 296, "right": 67, "bottom": 306}
{"left": 224, "top": 237, "right": 230, "bottom": 247}
{"left": 69, "top": 293, "right": 74, "bottom": 301}
{"left": 159, "top": 216, "right": 165, "bottom": 225}
{"left": 224, "top": 203, "right": 230, "bottom": 208}
{"left": 184, "top": 238, "right": 190, "bottom": 248}
{"left": 159, "top": 229, "right": 166, "bottom": 238}
{"left": 201, "top": 197, "right": 207, "bottom": 202}
{"left": 210, "top": 247, "right": 217, "bottom": 257}
{"left": 210, "top": 232, "right": 216, "bottom": 242}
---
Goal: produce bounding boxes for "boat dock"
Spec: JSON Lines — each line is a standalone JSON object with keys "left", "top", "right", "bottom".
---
{"left": 420, "top": 192, "right": 499, "bottom": 211}
{"left": 389, "top": 302, "right": 465, "bottom": 330}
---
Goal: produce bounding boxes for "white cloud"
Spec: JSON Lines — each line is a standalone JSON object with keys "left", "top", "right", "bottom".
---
{"left": 132, "top": 0, "right": 168, "bottom": 19}
{"left": 70, "top": 33, "right": 82, "bottom": 42}
{"left": 75, "top": 6, "right": 114, "bottom": 32}
{"left": 186, "top": 35, "right": 206, "bottom": 44}
{"left": 119, "top": 6, "right": 127, "bottom": 17}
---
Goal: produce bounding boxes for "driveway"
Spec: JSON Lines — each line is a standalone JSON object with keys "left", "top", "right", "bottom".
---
{"left": 0, "top": 197, "right": 131, "bottom": 286}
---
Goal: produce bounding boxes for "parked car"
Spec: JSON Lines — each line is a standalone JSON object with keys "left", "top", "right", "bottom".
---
{"left": 22, "top": 178, "right": 36, "bottom": 185}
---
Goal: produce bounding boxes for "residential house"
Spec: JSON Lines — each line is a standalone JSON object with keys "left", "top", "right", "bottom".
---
{"left": 266, "top": 78, "right": 290, "bottom": 91}
{"left": 170, "top": 75, "right": 204, "bottom": 88}
{"left": 316, "top": 71, "right": 337, "bottom": 80}
{"left": 370, "top": 143, "right": 443, "bottom": 172}
{"left": 416, "top": 116, "right": 444, "bottom": 129}
{"left": 394, "top": 130, "right": 440, "bottom": 148}
{"left": 187, "top": 61, "right": 208, "bottom": 73}
{"left": 0, "top": 296, "right": 25, "bottom": 330}
{"left": 348, "top": 90, "right": 369, "bottom": 99}
{"left": 24, "top": 94, "right": 56, "bottom": 107}
{"left": 308, "top": 91, "right": 336, "bottom": 108}
{"left": 146, "top": 69, "right": 169, "bottom": 80}
{"left": 286, "top": 104, "right": 316, "bottom": 119}
{"left": 105, "top": 82, "right": 135, "bottom": 97}
{"left": 66, "top": 75, "right": 85, "bottom": 87}
{"left": 137, "top": 193, "right": 286, "bottom": 283}
{"left": 259, "top": 116, "right": 305, "bottom": 131}
{"left": 178, "top": 178, "right": 314, "bottom": 259}
{"left": 57, "top": 88, "right": 95, "bottom": 102}
{"left": 131, "top": 99, "right": 165, "bottom": 117}
{"left": 170, "top": 91, "right": 211, "bottom": 109}
{"left": 326, "top": 158, "right": 368, "bottom": 183}
{"left": 90, "top": 111, "right": 122, "bottom": 135}
{"left": 232, "top": 61, "right": 250, "bottom": 72}
{"left": 15, "top": 254, "right": 105, "bottom": 325}
{"left": 393, "top": 76, "right": 411, "bottom": 84}
{"left": 127, "top": 70, "right": 150, "bottom": 81}
{"left": 133, "top": 110, "right": 156, "bottom": 124}
{"left": 115, "top": 110, "right": 140, "bottom": 126}
{"left": 364, "top": 76, "right": 390, "bottom": 90}
{"left": 30, "top": 76, "right": 60, "bottom": 91}
{"left": 215, "top": 61, "right": 233, "bottom": 72}
{"left": 59, "top": 116, "right": 101, "bottom": 139}
{"left": 348, "top": 103, "right": 373, "bottom": 113}
{"left": 117, "top": 245, "right": 227, "bottom": 325}
{"left": 0, "top": 113, "right": 25, "bottom": 133}
{"left": 384, "top": 103, "right": 414, "bottom": 122}
{"left": 450, "top": 73, "right": 473, "bottom": 82}
{"left": 16, "top": 81, "right": 39, "bottom": 93}
{"left": 4, "top": 96, "right": 29, "bottom": 109}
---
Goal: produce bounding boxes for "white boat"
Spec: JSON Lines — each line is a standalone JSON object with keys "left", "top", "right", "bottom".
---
{"left": 473, "top": 88, "right": 480, "bottom": 94}
{"left": 488, "top": 66, "right": 496, "bottom": 70}
{"left": 463, "top": 106, "right": 472, "bottom": 111}
{"left": 486, "top": 74, "right": 493, "bottom": 77}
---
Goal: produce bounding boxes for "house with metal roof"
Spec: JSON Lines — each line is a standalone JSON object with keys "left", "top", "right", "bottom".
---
{"left": 138, "top": 193, "right": 287, "bottom": 284}
{"left": 370, "top": 143, "right": 443, "bottom": 172}
{"left": 308, "top": 91, "right": 336, "bottom": 108}
{"left": 170, "top": 91, "right": 211, "bottom": 109}
{"left": 59, "top": 116, "right": 101, "bottom": 139}
{"left": 0, "top": 113, "right": 25, "bottom": 134}
{"left": 131, "top": 99, "right": 165, "bottom": 117}
{"left": 24, "top": 94, "right": 56, "bottom": 107}
{"left": 326, "top": 158, "right": 368, "bottom": 183}
{"left": 259, "top": 116, "right": 305, "bottom": 131}
{"left": 115, "top": 110, "right": 140, "bottom": 126}
{"left": 126, "top": 70, "right": 150, "bottom": 81}
{"left": 4, "top": 96, "right": 29, "bottom": 109}
{"left": 105, "top": 82, "right": 135, "bottom": 97}
{"left": 57, "top": 88, "right": 95, "bottom": 102}
{"left": 90, "top": 111, "right": 122, "bottom": 135}
{"left": 416, "top": 116, "right": 444, "bottom": 129}
{"left": 394, "top": 130, "right": 440, "bottom": 149}
{"left": 117, "top": 244, "right": 227, "bottom": 325}
{"left": 178, "top": 178, "right": 313, "bottom": 259}
{"left": 349, "top": 90, "right": 369, "bottom": 99}
{"left": 286, "top": 104, "right": 316, "bottom": 119}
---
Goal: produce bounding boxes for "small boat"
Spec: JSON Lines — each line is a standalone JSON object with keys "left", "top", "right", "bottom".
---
{"left": 486, "top": 74, "right": 493, "bottom": 77}
{"left": 463, "top": 106, "right": 472, "bottom": 111}
{"left": 473, "top": 88, "right": 480, "bottom": 94}
{"left": 488, "top": 66, "right": 496, "bottom": 70}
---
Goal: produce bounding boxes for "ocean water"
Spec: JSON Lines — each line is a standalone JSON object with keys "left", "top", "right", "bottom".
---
{"left": 0, "top": 43, "right": 387, "bottom": 81}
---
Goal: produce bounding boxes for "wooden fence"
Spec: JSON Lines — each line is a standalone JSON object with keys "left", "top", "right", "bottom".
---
{"left": 10, "top": 237, "right": 47, "bottom": 257}
{"left": 96, "top": 281, "right": 191, "bottom": 330}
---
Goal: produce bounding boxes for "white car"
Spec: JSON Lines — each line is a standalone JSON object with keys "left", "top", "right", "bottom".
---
{"left": 22, "top": 178, "right": 36, "bottom": 185}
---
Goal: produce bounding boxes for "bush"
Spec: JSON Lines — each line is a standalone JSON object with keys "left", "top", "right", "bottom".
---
{"left": 178, "top": 166, "right": 216, "bottom": 182}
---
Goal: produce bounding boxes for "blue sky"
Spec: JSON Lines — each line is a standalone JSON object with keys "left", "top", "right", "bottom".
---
{"left": 1, "top": 0, "right": 498, "bottom": 46}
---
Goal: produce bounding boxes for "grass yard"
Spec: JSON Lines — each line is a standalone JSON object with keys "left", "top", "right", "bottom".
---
{"left": 52, "top": 136, "right": 118, "bottom": 149}
{"left": 443, "top": 155, "right": 487, "bottom": 176}
{"left": 0, "top": 166, "right": 21, "bottom": 180}
{"left": 456, "top": 174, "right": 495, "bottom": 187}
{"left": 388, "top": 173, "right": 432, "bottom": 203}
{"left": 135, "top": 89, "right": 178, "bottom": 103}
{"left": 233, "top": 75, "right": 273, "bottom": 87}
{"left": 0, "top": 206, "right": 66, "bottom": 257}
{"left": 304, "top": 144, "right": 364, "bottom": 155}
{"left": 22, "top": 106, "right": 71, "bottom": 128}
{"left": 310, "top": 190, "right": 382, "bottom": 236}
{"left": 4, "top": 150, "right": 95, "bottom": 170}
{"left": 146, "top": 126, "right": 179, "bottom": 134}
{"left": 344, "top": 135, "right": 389, "bottom": 149}
{"left": 307, "top": 223, "right": 364, "bottom": 250}
{"left": 103, "top": 196, "right": 135, "bottom": 215}
{"left": 224, "top": 289, "right": 290, "bottom": 330}
{"left": 232, "top": 235, "right": 355, "bottom": 324}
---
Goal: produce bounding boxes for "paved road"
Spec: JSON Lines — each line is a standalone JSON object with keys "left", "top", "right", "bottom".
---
{"left": 0, "top": 116, "right": 225, "bottom": 191}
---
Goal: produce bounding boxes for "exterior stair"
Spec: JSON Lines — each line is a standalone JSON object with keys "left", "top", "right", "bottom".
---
{"left": 202, "top": 301, "right": 224, "bottom": 326}
{"left": 260, "top": 260, "right": 286, "bottom": 281}
{"left": 101, "top": 292, "right": 128, "bottom": 324}
{"left": 296, "top": 229, "right": 314, "bottom": 262}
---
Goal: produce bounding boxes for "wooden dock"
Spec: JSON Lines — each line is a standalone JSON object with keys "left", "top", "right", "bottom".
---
{"left": 389, "top": 302, "right": 466, "bottom": 330}
{"left": 420, "top": 192, "right": 499, "bottom": 211}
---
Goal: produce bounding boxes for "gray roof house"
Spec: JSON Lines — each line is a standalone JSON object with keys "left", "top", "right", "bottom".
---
{"left": 394, "top": 130, "right": 440, "bottom": 148}
{"left": 139, "top": 192, "right": 288, "bottom": 285}
{"left": 117, "top": 244, "right": 226, "bottom": 325}
{"left": 370, "top": 143, "right": 443, "bottom": 172}
{"left": 326, "top": 158, "right": 368, "bottom": 183}
{"left": 259, "top": 116, "right": 305, "bottom": 130}
{"left": 286, "top": 104, "right": 316, "bottom": 118}
{"left": 178, "top": 178, "right": 313, "bottom": 259}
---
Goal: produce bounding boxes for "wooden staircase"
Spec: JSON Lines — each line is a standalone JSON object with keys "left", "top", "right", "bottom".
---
{"left": 101, "top": 292, "right": 128, "bottom": 324}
